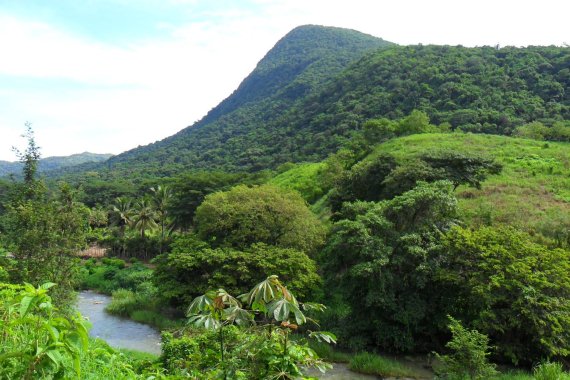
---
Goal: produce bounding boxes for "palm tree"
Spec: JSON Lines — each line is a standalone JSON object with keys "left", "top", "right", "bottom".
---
{"left": 111, "top": 197, "right": 132, "bottom": 256}
{"left": 131, "top": 199, "right": 158, "bottom": 240}
{"left": 150, "top": 185, "right": 172, "bottom": 253}
{"left": 130, "top": 199, "right": 158, "bottom": 260}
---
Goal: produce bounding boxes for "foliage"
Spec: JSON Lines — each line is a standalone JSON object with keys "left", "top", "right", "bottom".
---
{"left": 153, "top": 235, "right": 320, "bottom": 308}
{"left": 0, "top": 127, "right": 89, "bottom": 306}
{"left": 79, "top": 259, "right": 153, "bottom": 294}
{"left": 533, "top": 361, "right": 570, "bottom": 380}
{"left": 420, "top": 151, "right": 502, "bottom": 190}
{"left": 439, "top": 226, "right": 570, "bottom": 364}
{"left": 329, "top": 144, "right": 501, "bottom": 214}
{"left": 0, "top": 282, "right": 90, "bottom": 379}
{"left": 322, "top": 181, "right": 458, "bottom": 351}
{"left": 368, "top": 133, "right": 570, "bottom": 247}
{"left": 195, "top": 184, "right": 325, "bottom": 254}
{"left": 182, "top": 275, "right": 334, "bottom": 379}
{"left": 434, "top": 317, "right": 498, "bottom": 380}
{"left": 166, "top": 171, "right": 253, "bottom": 230}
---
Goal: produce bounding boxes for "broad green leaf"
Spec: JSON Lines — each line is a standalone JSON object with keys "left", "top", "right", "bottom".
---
{"left": 187, "top": 294, "right": 214, "bottom": 315}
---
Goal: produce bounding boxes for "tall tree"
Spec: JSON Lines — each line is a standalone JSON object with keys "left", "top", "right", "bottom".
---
{"left": 131, "top": 199, "right": 157, "bottom": 240}
{"left": 3, "top": 125, "right": 89, "bottom": 307}
{"left": 150, "top": 185, "right": 172, "bottom": 253}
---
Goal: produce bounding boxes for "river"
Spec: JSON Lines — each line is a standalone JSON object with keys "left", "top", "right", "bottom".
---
{"left": 77, "top": 291, "right": 383, "bottom": 378}
{"left": 77, "top": 290, "right": 162, "bottom": 355}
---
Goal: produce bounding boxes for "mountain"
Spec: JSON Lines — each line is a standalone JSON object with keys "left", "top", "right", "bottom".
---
{"left": 66, "top": 28, "right": 569, "bottom": 179}
{"left": 102, "top": 25, "right": 392, "bottom": 176}
{"left": 0, "top": 152, "right": 113, "bottom": 177}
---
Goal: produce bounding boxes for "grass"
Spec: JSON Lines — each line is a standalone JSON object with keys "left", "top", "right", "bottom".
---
{"left": 268, "top": 162, "right": 327, "bottom": 203}
{"left": 349, "top": 352, "right": 426, "bottom": 379}
{"left": 370, "top": 132, "right": 570, "bottom": 244}
{"left": 106, "top": 288, "right": 183, "bottom": 330}
{"left": 309, "top": 341, "right": 352, "bottom": 363}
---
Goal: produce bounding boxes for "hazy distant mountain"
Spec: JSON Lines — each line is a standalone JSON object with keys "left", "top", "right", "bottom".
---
{"left": 0, "top": 152, "right": 113, "bottom": 177}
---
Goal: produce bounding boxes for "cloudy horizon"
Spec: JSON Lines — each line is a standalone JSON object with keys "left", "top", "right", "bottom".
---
{"left": 1, "top": 0, "right": 568, "bottom": 161}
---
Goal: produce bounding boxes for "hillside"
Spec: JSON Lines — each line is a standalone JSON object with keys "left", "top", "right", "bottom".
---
{"left": 98, "top": 25, "right": 392, "bottom": 176}
{"left": 272, "top": 132, "right": 570, "bottom": 244}
{"left": 279, "top": 45, "right": 570, "bottom": 138}
{"left": 62, "top": 32, "right": 569, "bottom": 179}
{"left": 0, "top": 152, "right": 113, "bottom": 177}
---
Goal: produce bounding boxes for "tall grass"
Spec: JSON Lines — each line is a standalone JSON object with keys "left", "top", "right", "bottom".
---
{"left": 349, "top": 352, "right": 424, "bottom": 379}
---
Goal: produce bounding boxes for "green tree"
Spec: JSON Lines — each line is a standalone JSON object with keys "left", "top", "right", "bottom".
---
{"left": 195, "top": 184, "right": 325, "bottom": 254}
{"left": 150, "top": 185, "right": 172, "bottom": 253}
{"left": 130, "top": 199, "right": 157, "bottom": 239}
{"left": 322, "top": 181, "right": 458, "bottom": 351}
{"left": 153, "top": 235, "right": 320, "bottom": 308}
{"left": 396, "top": 110, "right": 438, "bottom": 135}
{"left": 3, "top": 127, "right": 89, "bottom": 306}
{"left": 420, "top": 151, "right": 502, "bottom": 190}
{"left": 439, "top": 226, "right": 570, "bottom": 364}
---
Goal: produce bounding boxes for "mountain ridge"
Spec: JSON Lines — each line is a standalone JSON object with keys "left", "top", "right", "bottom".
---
{"left": 0, "top": 152, "right": 114, "bottom": 177}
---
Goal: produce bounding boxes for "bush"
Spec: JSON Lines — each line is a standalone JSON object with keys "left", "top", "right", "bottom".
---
{"left": 440, "top": 226, "right": 570, "bottom": 364}
{"left": 195, "top": 184, "right": 326, "bottom": 254}
{"left": 435, "top": 317, "right": 497, "bottom": 380}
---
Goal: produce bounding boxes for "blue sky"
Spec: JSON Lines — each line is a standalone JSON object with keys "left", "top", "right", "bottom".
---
{"left": 1, "top": 0, "right": 569, "bottom": 160}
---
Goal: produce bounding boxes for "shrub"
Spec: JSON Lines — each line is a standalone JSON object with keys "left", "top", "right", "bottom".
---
{"left": 440, "top": 226, "right": 570, "bottom": 364}
{"left": 434, "top": 317, "right": 497, "bottom": 380}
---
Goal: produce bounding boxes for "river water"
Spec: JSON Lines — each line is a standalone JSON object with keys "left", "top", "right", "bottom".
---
{"left": 76, "top": 291, "right": 385, "bottom": 378}
{"left": 77, "top": 290, "right": 162, "bottom": 355}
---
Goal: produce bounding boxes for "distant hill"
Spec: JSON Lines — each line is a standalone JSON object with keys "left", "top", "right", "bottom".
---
{"left": 0, "top": 152, "right": 113, "bottom": 177}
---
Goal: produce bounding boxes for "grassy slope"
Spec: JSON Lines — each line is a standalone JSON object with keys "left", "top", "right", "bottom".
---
{"left": 370, "top": 133, "right": 570, "bottom": 237}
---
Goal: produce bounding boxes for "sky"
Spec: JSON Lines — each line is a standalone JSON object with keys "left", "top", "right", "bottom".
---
{"left": 1, "top": 0, "right": 569, "bottom": 161}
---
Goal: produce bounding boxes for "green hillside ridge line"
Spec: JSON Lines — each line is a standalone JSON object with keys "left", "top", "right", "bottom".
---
{"left": 53, "top": 28, "right": 569, "bottom": 180}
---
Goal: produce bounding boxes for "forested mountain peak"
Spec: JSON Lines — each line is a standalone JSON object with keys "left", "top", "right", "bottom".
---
{"left": 103, "top": 25, "right": 391, "bottom": 176}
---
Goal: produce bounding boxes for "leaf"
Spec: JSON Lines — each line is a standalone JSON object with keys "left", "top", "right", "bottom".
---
{"left": 187, "top": 314, "right": 220, "bottom": 330}
{"left": 46, "top": 350, "right": 63, "bottom": 371}
{"left": 40, "top": 282, "right": 57, "bottom": 290}
{"left": 187, "top": 294, "right": 214, "bottom": 315}
{"left": 309, "top": 331, "right": 337, "bottom": 344}
{"left": 19, "top": 295, "right": 36, "bottom": 317}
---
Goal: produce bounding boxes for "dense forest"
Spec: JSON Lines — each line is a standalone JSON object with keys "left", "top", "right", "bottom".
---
{"left": 1, "top": 24, "right": 570, "bottom": 379}
{"left": 48, "top": 29, "right": 569, "bottom": 180}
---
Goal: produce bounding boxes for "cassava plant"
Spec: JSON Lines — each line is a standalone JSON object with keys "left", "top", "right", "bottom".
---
{"left": 186, "top": 275, "right": 335, "bottom": 379}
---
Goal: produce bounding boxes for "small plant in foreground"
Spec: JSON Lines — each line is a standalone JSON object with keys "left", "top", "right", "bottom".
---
{"left": 185, "top": 275, "right": 335, "bottom": 379}
{"left": 435, "top": 316, "right": 497, "bottom": 380}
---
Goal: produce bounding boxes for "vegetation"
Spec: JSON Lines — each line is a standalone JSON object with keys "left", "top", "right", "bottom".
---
{"left": 2, "top": 24, "right": 570, "bottom": 379}
{"left": 153, "top": 236, "right": 320, "bottom": 308}
{"left": 195, "top": 184, "right": 326, "bottom": 254}
{"left": 434, "top": 317, "right": 498, "bottom": 380}
{"left": 349, "top": 352, "right": 424, "bottom": 378}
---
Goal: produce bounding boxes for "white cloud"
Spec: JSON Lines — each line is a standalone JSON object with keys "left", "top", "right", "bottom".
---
{"left": 0, "top": 0, "right": 568, "bottom": 160}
